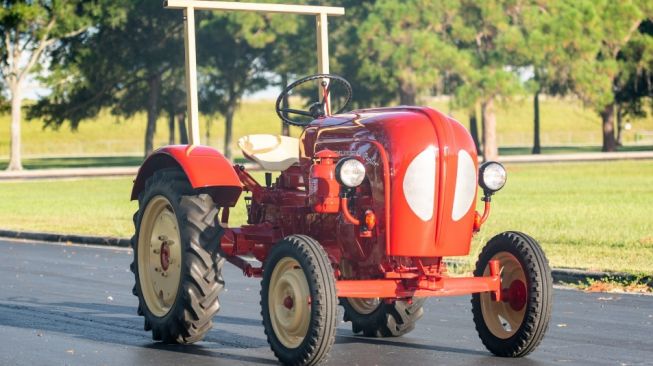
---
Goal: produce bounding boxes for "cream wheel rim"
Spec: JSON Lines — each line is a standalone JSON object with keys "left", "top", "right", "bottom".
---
{"left": 340, "top": 260, "right": 380, "bottom": 315}
{"left": 348, "top": 297, "right": 381, "bottom": 315}
{"left": 268, "top": 257, "right": 311, "bottom": 349}
{"left": 480, "top": 252, "right": 527, "bottom": 339}
{"left": 138, "top": 195, "right": 182, "bottom": 317}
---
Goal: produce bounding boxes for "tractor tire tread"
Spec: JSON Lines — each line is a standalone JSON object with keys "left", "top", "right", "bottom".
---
{"left": 260, "top": 235, "right": 337, "bottom": 366}
{"left": 131, "top": 168, "right": 225, "bottom": 344}
{"left": 471, "top": 231, "right": 552, "bottom": 357}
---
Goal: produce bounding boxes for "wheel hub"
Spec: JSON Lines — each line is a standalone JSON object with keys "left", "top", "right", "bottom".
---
{"left": 160, "top": 242, "right": 170, "bottom": 271}
{"left": 503, "top": 279, "right": 527, "bottom": 311}
{"left": 283, "top": 295, "right": 294, "bottom": 310}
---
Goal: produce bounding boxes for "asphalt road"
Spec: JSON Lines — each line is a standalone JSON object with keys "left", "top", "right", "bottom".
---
{"left": 0, "top": 239, "right": 651, "bottom": 366}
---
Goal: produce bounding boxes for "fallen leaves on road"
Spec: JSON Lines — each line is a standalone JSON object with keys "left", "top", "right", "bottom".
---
{"left": 584, "top": 280, "right": 651, "bottom": 294}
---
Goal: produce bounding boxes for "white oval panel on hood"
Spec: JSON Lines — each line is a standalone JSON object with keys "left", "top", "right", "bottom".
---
{"left": 402, "top": 145, "right": 437, "bottom": 222}
{"left": 452, "top": 150, "right": 477, "bottom": 221}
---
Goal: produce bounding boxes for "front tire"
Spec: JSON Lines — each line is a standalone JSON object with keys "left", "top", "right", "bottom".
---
{"left": 471, "top": 231, "right": 552, "bottom": 357}
{"left": 261, "top": 235, "right": 337, "bottom": 366}
{"left": 131, "top": 168, "right": 225, "bottom": 343}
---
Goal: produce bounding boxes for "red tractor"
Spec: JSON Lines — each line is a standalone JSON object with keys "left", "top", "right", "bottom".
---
{"left": 130, "top": 2, "right": 552, "bottom": 365}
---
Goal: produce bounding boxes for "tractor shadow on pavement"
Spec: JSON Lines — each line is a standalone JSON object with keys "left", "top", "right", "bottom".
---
{"left": 334, "top": 329, "right": 489, "bottom": 357}
{"left": 0, "top": 299, "right": 276, "bottom": 365}
{"left": 334, "top": 329, "right": 550, "bottom": 365}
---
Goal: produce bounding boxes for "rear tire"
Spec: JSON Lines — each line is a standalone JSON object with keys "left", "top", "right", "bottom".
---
{"left": 131, "top": 168, "right": 225, "bottom": 343}
{"left": 341, "top": 297, "right": 425, "bottom": 337}
{"left": 261, "top": 235, "right": 337, "bottom": 366}
{"left": 471, "top": 231, "right": 552, "bottom": 357}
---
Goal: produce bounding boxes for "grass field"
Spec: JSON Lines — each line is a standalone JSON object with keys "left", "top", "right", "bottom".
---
{"left": 1, "top": 98, "right": 652, "bottom": 160}
{"left": 0, "top": 160, "right": 651, "bottom": 275}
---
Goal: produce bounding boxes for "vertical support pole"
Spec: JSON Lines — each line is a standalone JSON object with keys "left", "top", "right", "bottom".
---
{"left": 183, "top": 7, "right": 201, "bottom": 145}
{"left": 316, "top": 12, "right": 331, "bottom": 113}
{"left": 315, "top": 12, "right": 330, "bottom": 74}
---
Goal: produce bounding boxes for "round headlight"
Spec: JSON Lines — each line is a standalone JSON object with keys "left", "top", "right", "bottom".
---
{"left": 479, "top": 161, "right": 507, "bottom": 193}
{"left": 336, "top": 158, "right": 366, "bottom": 188}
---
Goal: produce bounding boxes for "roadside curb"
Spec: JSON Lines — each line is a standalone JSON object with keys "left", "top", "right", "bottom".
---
{"left": 551, "top": 268, "right": 651, "bottom": 286}
{"left": 2, "top": 229, "right": 649, "bottom": 286}
{"left": 0, "top": 229, "right": 130, "bottom": 247}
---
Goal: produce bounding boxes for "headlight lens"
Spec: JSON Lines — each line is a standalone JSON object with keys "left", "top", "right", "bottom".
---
{"left": 336, "top": 158, "right": 366, "bottom": 188}
{"left": 479, "top": 161, "right": 507, "bottom": 193}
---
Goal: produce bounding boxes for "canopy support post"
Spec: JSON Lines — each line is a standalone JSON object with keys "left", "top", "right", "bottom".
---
{"left": 183, "top": 7, "right": 201, "bottom": 145}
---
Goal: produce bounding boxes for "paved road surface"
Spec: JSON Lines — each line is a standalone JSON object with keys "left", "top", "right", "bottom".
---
{"left": 0, "top": 239, "right": 651, "bottom": 366}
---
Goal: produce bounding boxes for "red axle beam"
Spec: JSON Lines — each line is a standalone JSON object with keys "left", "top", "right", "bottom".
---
{"left": 337, "top": 260, "right": 501, "bottom": 299}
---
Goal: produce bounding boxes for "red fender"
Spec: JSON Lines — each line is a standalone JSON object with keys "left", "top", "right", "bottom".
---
{"left": 131, "top": 145, "right": 243, "bottom": 207}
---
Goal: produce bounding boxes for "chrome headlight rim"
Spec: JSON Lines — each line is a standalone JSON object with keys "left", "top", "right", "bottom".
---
{"left": 335, "top": 157, "right": 366, "bottom": 188}
{"left": 478, "top": 161, "right": 507, "bottom": 194}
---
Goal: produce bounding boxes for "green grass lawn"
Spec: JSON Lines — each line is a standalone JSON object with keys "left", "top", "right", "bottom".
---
{"left": 1, "top": 98, "right": 652, "bottom": 160}
{"left": 0, "top": 160, "right": 651, "bottom": 274}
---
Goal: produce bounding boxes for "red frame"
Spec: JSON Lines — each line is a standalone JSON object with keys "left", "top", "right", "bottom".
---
{"left": 133, "top": 107, "right": 504, "bottom": 302}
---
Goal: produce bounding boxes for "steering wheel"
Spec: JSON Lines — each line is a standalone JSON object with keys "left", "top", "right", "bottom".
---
{"left": 275, "top": 74, "right": 352, "bottom": 126}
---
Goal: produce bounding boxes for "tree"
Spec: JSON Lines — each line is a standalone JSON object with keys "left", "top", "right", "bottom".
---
{"left": 520, "top": 0, "right": 603, "bottom": 154}
{"left": 30, "top": 0, "right": 183, "bottom": 157}
{"left": 261, "top": 7, "right": 313, "bottom": 136}
{"left": 160, "top": 68, "right": 188, "bottom": 145}
{"left": 614, "top": 20, "right": 653, "bottom": 145}
{"left": 197, "top": 12, "right": 271, "bottom": 159}
{"left": 452, "top": 0, "right": 525, "bottom": 160}
{"left": 325, "top": 0, "right": 394, "bottom": 109}
{"left": 357, "top": 0, "right": 470, "bottom": 106}
{"left": 0, "top": 0, "right": 96, "bottom": 170}
{"left": 571, "top": 0, "right": 646, "bottom": 152}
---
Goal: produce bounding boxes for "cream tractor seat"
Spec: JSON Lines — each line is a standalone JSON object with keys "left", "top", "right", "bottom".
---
{"left": 237, "top": 134, "right": 300, "bottom": 171}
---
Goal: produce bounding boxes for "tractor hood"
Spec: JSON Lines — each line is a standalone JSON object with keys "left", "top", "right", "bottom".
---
{"left": 302, "top": 106, "right": 479, "bottom": 257}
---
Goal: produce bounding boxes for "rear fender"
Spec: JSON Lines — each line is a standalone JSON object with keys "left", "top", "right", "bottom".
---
{"left": 131, "top": 145, "right": 243, "bottom": 206}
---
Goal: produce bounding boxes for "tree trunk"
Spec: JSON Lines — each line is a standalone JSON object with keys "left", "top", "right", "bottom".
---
{"left": 144, "top": 75, "right": 162, "bottom": 156}
{"left": 168, "top": 112, "right": 176, "bottom": 145}
{"left": 224, "top": 104, "right": 235, "bottom": 160}
{"left": 177, "top": 113, "right": 189, "bottom": 144}
{"left": 398, "top": 81, "right": 416, "bottom": 105}
{"left": 481, "top": 97, "right": 498, "bottom": 161}
{"left": 7, "top": 83, "right": 23, "bottom": 171}
{"left": 205, "top": 118, "right": 212, "bottom": 146}
{"left": 281, "top": 73, "right": 290, "bottom": 136}
{"left": 615, "top": 103, "right": 623, "bottom": 147}
{"left": 600, "top": 102, "right": 616, "bottom": 152}
{"left": 532, "top": 90, "right": 541, "bottom": 154}
{"left": 469, "top": 108, "right": 481, "bottom": 155}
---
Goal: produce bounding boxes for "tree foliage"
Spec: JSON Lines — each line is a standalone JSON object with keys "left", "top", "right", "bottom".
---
{"left": 30, "top": 0, "right": 183, "bottom": 156}
{"left": 5, "top": 0, "right": 652, "bottom": 161}
{"left": 1, "top": 0, "right": 98, "bottom": 170}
